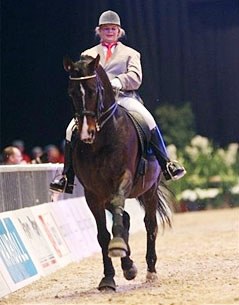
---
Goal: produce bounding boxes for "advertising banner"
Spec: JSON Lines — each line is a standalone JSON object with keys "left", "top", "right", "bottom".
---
{"left": 0, "top": 214, "right": 39, "bottom": 291}
{"left": 124, "top": 199, "right": 144, "bottom": 233}
{"left": 30, "top": 204, "right": 72, "bottom": 267}
{"left": 50, "top": 199, "right": 90, "bottom": 261}
{"left": 0, "top": 271, "right": 11, "bottom": 298}
{"left": 67, "top": 198, "right": 100, "bottom": 255}
{"left": 12, "top": 208, "right": 59, "bottom": 275}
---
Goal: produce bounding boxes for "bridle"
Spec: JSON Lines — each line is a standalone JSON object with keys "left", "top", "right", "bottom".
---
{"left": 69, "top": 72, "right": 118, "bottom": 131}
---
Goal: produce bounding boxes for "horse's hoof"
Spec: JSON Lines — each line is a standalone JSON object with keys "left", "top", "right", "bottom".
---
{"left": 146, "top": 271, "right": 158, "bottom": 282}
{"left": 98, "top": 277, "right": 116, "bottom": 292}
{"left": 108, "top": 247, "right": 127, "bottom": 257}
{"left": 123, "top": 263, "right": 138, "bottom": 280}
{"left": 108, "top": 237, "right": 127, "bottom": 258}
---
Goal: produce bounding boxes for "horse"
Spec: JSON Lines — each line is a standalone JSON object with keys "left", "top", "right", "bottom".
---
{"left": 63, "top": 54, "right": 172, "bottom": 291}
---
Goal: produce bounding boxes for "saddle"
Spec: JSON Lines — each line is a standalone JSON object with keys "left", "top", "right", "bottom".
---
{"left": 119, "top": 105, "right": 154, "bottom": 180}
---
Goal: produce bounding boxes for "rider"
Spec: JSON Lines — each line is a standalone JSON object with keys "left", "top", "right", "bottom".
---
{"left": 50, "top": 10, "right": 186, "bottom": 194}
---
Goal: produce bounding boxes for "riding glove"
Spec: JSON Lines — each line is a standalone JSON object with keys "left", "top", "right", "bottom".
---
{"left": 110, "top": 78, "right": 122, "bottom": 90}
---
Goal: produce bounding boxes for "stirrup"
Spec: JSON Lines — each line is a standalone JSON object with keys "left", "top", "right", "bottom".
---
{"left": 49, "top": 174, "right": 68, "bottom": 193}
{"left": 166, "top": 161, "right": 186, "bottom": 181}
{"left": 56, "top": 175, "right": 75, "bottom": 194}
{"left": 61, "top": 175, "right": 68, "bottom": 193}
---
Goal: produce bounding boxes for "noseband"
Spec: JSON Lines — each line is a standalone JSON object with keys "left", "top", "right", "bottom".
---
{"left": 69, "top": 73, "right": 117, "bottom": 131}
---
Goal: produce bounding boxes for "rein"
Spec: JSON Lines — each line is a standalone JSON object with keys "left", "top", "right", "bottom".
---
{"left": 70, "top": 72, "right": 117, "bottom": 131}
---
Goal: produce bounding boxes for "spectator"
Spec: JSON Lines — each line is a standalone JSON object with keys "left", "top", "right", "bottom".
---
{"left": 31, "top": 146, "right": 43, "bottom": 159}
{"left": 45, "top": 144, "right": 63, "bottom": 163}
{"left": 1, "top": 146, "right": 24, "bottom": 165}
{"left": 59, "top": 139, "right": 66, "bottom": 163}
{"left": 12, "top": 139, "right": 31, "bottom": 163}
{"left": 30, "top": 146, "right": 49, "bottom": 164}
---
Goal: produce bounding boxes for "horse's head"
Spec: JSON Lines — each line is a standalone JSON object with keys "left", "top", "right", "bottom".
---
{"left": 63, "top": 55, "right": 116, "bottom": 144}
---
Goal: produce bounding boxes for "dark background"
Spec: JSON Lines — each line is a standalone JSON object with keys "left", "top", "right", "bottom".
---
{"left": 1, "top": 0, "right": 239, "bottom": 153}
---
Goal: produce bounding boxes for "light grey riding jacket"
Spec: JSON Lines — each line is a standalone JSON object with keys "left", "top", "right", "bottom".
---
{"left": 81, "top": 42, "right": 142, "bottom": 92}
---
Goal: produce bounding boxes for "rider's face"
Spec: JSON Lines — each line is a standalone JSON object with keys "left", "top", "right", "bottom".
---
{"left": 99, "top": 24, "right": 120, "bottom": 43}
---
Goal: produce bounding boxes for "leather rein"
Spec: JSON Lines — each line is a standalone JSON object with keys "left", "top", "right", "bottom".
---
{"left": 69, "top": 73, "right": 118, "bottom": 132}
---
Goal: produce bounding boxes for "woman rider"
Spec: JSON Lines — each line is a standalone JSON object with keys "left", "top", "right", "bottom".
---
{"left": 50, "top": 10, "right": 186, "bottom": 194}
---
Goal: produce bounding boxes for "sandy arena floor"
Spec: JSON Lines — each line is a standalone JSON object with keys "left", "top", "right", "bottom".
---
{"left": 0, "top": 208, "right": 238, "bottom": 305}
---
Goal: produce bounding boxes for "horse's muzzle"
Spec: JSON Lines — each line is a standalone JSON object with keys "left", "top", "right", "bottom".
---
{"left": 81, "top": 129, "right": 96, "bottom": 144}
{"left": 80, "top": 116, "right": 96, "bottom": 144}
{"left": 82, "top": 137, "right": 95, "bottom": 144}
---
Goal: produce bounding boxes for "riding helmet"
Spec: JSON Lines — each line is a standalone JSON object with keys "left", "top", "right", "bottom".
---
{"left": 98, "top": 10, "right": 121, "bottom": 26}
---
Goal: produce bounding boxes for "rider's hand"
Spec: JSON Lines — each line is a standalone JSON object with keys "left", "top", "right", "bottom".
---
{"left": 110, "top": 78, "right": 122, "bottom": 90}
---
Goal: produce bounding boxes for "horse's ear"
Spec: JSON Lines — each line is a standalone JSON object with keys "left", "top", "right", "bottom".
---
{"left": 89, "top": 54, "right": 100, "bottom": 71}
{"left": 63, "top": 56, "right": 74, "bottom": 72}
{"left": 94, "top": 54, "right": 100, "bottom": 68}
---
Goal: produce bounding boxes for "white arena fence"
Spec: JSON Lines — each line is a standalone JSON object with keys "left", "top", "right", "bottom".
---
{"left": 0, "top": 164, "right": 145, "bottom": 298}
{"left": 0, "top": 164, "right": 84, "bottom": 212}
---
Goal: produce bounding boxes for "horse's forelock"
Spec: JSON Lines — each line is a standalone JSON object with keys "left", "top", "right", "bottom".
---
{"left": 79, "top": 55, "right": 104, "bottom": 75}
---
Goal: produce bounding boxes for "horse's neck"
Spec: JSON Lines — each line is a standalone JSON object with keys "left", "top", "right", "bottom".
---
{"left": 97, "top": 67, "right": 115, "bottom": 107}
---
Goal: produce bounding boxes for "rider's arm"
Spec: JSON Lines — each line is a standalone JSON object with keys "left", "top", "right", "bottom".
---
{"left": 115, "top": 50, "right": 142, "bottom": 91}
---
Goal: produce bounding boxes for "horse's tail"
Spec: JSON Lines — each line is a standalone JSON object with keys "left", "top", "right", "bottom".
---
{"left": 156, "top": 181, "right": 173, "bottom": 228}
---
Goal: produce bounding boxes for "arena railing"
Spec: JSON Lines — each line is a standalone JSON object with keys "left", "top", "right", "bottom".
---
{"left": 0, "top": 164, "right": 84, "bottom": 212}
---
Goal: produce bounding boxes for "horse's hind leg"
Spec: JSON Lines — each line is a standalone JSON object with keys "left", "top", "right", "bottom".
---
{"left": 139, "top": 186, "right": 159, "bottom": 282}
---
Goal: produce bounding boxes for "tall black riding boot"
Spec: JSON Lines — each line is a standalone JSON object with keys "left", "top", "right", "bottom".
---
{"left": 49, "top": 140, "right": 75, "bottom": 194}
{"left": 150, "top": 127, "right": 186, "bottom": 181}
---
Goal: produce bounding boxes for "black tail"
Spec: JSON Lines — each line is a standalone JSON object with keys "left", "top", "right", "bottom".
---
{"left": 156, "top": 181, "right": 173, "bottom": 228}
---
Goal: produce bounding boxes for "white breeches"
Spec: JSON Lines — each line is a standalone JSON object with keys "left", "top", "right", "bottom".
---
{"left": 117, "top": 97, "right": 157, "bottom": 130}
{"left": 65, "top": 97, "right": 157, "bottom": 141}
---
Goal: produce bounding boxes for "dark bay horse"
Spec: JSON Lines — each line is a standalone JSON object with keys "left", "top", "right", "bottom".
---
{"left": 63, "top": 54, "right": 172, "bottom": 291}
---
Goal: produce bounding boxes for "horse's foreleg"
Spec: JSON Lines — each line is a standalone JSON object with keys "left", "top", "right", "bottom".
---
{"left": 108, "top": 170, "right": 132, "bottom": 258}
{"left": 108, "top": 200, "right": 128, "bottom": 257}
{"left": 120, "top": 211, "right": 138, "bottom": 280}
{"left": 97, "top": 225, "right": 117, "bottom": 291}
{"left": 85, "top": 192, "right": 116, "bottom": 291}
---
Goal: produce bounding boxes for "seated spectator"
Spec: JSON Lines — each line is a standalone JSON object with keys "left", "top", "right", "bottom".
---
{"left": 12, "top": 139, "right": 31, "bottom": 163}
{"left": 45, "top": 144, "right": 63, "bottom": 163}
{"left": 59, "top": 139, "right": 66, "bottom": 163}
{"left": 31, "top": 146, "right": 43, "bottom": 159}
{"left": 31, "top": 146, "right": 49, "bottom": 164}
{"left": 1, "top": 146, "right": 24, "bottom": 165}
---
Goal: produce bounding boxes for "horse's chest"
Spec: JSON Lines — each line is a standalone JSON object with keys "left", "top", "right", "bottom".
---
{"left": 73, "top": 151, "right": 122, "bottom": 192}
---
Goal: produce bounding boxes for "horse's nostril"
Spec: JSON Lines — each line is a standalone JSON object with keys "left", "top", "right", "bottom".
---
{"left": 89, "top": 130, "right": 95, "bottom": 137}
{"left": 88, "top": 126, "right": 95, "bottom": 137}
